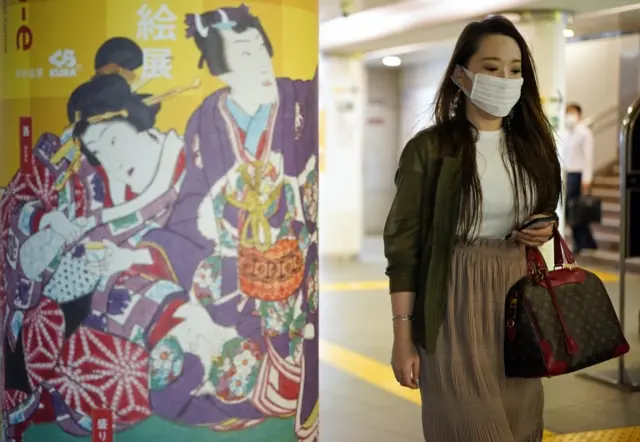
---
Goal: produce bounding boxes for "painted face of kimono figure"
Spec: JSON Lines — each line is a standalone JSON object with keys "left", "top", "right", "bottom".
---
{"left": 218, "top": 27, "right": 278, "bottom": 105}
{"left": 81, "top": 121, "right": 162, "bottom": 195}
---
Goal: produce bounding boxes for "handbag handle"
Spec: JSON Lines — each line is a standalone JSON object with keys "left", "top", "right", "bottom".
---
{"left": 552, "top": 226, "right": 578, "bottom": 270}
{"left": 526, "top": 225, "right": 576, "bottom": 277}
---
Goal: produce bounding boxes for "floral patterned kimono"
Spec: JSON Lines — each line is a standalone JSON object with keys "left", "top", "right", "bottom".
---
{"left": 1, "top": 130, "right": 189, "bottom": 440}
{"left": 142, "top": 74, "right": 319, "bottom": 440}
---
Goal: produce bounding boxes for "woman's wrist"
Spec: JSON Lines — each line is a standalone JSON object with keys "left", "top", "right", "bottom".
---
{"left": 393, "top": 320, "right": 414, "bottom": 341}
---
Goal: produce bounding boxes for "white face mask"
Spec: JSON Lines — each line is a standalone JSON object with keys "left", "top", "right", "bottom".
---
{"left": 452, "top": 66, "right": 523, "bottom": 118}
{"left": 565, "top": 113, "right": 579, "bottom": 128}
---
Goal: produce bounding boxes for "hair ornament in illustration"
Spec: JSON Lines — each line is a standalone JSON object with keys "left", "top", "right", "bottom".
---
{"left": 193, "top": 13, "right": 209, "bottom": 37}
{"left": 213, "top": 9, "right": 237, "bottom": 30}
{"left": 185, "top": 4, "right": 252, "bottom": 38}
{"left": 96, "top": 62, "right": 136, "bottom": 83}
{"left": 52, "top": 109, "right": 130, "bottom": 190}
{"left": 141, "top": 78, "right": 201, "bottom": 106}
{"left": 96, "top": 62, "right": 151, "bottom": 92}
{"left": 52, "top": 78, "right": 201, "bottom": 190}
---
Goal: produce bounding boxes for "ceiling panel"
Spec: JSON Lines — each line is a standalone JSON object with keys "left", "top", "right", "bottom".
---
{"left": 362, "top": 4, "right": 640, "bottom": 68}
{"left": 320, "top": 0, "right": 406, "bottom": 21}
{"left": 320, "top": 0, "right": 640, "bottom": 52}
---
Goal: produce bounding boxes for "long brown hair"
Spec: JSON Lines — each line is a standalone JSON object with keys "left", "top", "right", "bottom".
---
{"left": 432, "top": 15, "right": 562, "bottom": 242}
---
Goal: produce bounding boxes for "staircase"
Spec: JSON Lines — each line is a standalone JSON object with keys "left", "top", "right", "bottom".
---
{"left": 564, "top": 163, "right": 640, "bottom": 272}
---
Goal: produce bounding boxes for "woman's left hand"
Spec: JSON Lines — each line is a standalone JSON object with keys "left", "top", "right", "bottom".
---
{"left": 511, "top": 219, "right": 555, "bottom": 247}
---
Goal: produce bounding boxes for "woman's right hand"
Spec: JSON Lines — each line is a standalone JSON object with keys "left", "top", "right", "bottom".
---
{"left": 391, "top": 337, "right": 421, "bottom": 389}
{"left": 41, "top": 211, "right": 82, "bottom": 244}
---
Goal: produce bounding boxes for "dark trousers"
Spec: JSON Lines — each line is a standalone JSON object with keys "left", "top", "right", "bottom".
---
{"left": 566, "top": 172, "right": 597, "bottom": 252}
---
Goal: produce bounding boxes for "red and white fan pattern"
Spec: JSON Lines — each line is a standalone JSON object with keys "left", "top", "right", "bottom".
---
{"left": 22, "top": 297, "right": 65, "bottom": 389}
{"left": 48, "top": 326, "right": 152, "bottom": 424}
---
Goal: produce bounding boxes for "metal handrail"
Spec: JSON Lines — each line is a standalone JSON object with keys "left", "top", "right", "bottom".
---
{"left": 578, "top": 94, "right": 640, "bottom": 390}
{"left": 615, "top": 94, "right": 640, "bottom": 384}
{"left": 584, "top": 94, "right": 640, "bottom": 129}
{"left": 585, "top": 111, "right": 617, "bottom": 129}
{"left": 584, "top": 105, "right": 621, "bottom": 129}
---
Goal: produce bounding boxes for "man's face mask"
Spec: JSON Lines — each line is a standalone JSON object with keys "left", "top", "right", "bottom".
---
{"left": 565, "top": 112, "right": 579, "bottom": 129}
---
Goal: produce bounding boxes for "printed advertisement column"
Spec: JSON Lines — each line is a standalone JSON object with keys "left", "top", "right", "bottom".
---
{"left": 0, "top": 1, "right": 319, "bottom": 441}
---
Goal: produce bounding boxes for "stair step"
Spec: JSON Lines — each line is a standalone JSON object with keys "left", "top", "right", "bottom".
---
{"left": 593, "top": 176, "right": 619, "bottom": 187}
{"left": 564, "top": 230, "right": 620, "bottom": 252}
{"left": 591, "top": 187, "right": 619, "bottom": 199}
{"left": 575, "top": 250, "right": 640, "bottom": 273}
{"left": 565, "top": 230, "right": 619, "bottom": 242}
{"left": 602, "top": 216, "right": 620, "bottom": 227}
{"left": 602, "top": 202, "right": 620, "bottom": 213}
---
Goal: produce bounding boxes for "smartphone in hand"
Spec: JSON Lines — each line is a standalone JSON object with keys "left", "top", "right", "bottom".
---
{"left": 505, "top": 214, "right": 558, "bottom": 240}
{"left": 520, "top": 215, "right": 558, "bottom": 231}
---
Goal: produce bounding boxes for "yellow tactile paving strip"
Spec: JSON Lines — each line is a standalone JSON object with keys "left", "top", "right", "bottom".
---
{"left": 546, "top": 427, "right": 640, "bottom": 441}
{"left": 321, "top": 270, "right": 633, "bottom": 441}
{"left": 320, "top": 340, "right": 640, "bottom": 441}
{"left": 319, "top": 269, "right": 618, "bottom": 293}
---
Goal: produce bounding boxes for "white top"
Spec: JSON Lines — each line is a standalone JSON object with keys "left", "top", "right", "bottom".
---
{"left": 475, "top": 130, "right": 517, "bottom": 238}
{"left": 561, "top": 122, "right": 594, "bottom": 184}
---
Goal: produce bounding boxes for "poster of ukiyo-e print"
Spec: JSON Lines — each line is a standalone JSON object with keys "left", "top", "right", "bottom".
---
{"left": 0, "top": 1, "right": 318, "bottom": 441}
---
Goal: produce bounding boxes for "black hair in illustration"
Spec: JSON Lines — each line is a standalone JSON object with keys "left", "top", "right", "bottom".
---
{"left": 94, "top": 37, "right": 144, "bottom": 72}
{"left": 66, "top": 74, "right": 161, "bottom": 166}
{"left": 185, "top": 4, "right": 273, "bottom": 76}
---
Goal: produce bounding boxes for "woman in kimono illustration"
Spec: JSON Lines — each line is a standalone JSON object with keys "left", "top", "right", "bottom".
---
{"left": 1, "top": 41, "right": 203, "bottom": 439}
{"left": 138, "top": 5, "right": 319, "bottom": 440}
{"left": 1, "top": 36, "right": 152, "bottom": 334}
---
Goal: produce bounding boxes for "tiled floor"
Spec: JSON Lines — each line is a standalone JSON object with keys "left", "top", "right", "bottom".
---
{"left": 318, "top": 237, "right": 640, "bottom": 441}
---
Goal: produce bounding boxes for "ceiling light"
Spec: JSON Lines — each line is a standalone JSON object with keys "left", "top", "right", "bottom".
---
{"left": 382, "top": 56, "right": 401, "bottom": 67}
{"left": 563, "top": 29, "right": 575, "bottom": 38}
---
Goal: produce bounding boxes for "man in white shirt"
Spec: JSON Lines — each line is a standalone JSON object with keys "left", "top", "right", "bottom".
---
{"left": 563, "top": 103, "right": 597, "bottom": 253}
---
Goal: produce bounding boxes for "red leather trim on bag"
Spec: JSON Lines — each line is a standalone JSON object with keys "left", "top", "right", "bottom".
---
{"left": 552, "top": 229, "right": 576, "bottom": 268}
{"left": 565, "top": 336, "right": 579, "bottom": 355}
{"left": 614, "top": 342, "right": 631, "bottom": 358}
{"left": 541, "top": 340, "right": 568, "bottom": 375}
{"left": 539, "top": 268, "right": 586, "bottom": 288}
{"left": 526, "top": 248, "right": 547, "bottom": 279}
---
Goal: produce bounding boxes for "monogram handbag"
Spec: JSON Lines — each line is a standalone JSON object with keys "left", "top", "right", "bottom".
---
{"left": 504, "top": 228, "right": 629, "bottom": 378}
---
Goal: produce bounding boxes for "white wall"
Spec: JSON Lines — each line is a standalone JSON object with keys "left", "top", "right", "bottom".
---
{"left": 398, "top": 60, "right": 448, "bottom": 149}
{"left": 565, "top": 35, "right": 631, "bottom": 171}
{"left": 319, "top": 55, "right": 367, "bottom": 257}
{"left": 363, "top": 68, "right": 400, "bottom": 234}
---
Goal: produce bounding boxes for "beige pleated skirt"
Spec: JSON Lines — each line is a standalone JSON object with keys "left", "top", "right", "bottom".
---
{"left": 419, "top": 238, "right": 544, "bottom": 442}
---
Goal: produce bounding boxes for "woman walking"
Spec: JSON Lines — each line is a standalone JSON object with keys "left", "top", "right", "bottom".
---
{"left": 384, "top": 16, "right": 562, "bottom": 442}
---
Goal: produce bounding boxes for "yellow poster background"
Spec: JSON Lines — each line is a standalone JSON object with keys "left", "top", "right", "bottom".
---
{"left": 0, "top": 0, "right": 318, "bottom": 185}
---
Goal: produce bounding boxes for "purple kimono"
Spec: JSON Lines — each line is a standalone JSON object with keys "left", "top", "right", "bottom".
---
{"left": 143, "top": 74, "right": 318, "bottom": 439}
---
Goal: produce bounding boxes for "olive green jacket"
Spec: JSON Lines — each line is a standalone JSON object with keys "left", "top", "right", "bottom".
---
{"left": 383, "top": 127, "right": 559, "bottom": 354}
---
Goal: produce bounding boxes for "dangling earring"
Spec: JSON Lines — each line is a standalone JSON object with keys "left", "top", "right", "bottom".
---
{"left": 452, "top": 90, "right": 462, "bottom": 117}
{"left": 505, "top": 109, "right": 514, "bottom": 132}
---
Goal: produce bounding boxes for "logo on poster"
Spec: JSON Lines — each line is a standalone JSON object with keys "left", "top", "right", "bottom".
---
{"left": 49, "top": 49, "right": 78, "bottom": 77}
